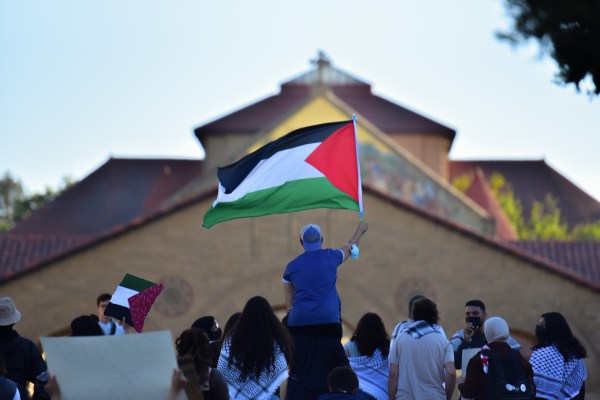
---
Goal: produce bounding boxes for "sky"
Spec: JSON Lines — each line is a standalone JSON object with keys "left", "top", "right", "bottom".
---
{"left": 1, "top": 0, "right": 599, "bottom": 201}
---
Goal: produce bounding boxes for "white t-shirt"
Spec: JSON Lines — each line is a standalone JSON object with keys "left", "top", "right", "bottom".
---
{"left": 389, "top": 331, "right": 453, "bottom": 399}
{"left": 98, "top": 319, "right": 125, "bottom": 335}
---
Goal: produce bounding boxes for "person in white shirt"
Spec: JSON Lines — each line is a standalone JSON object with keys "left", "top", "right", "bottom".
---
{"left": 96, "top": 293, "right": 125, "bottom": 336}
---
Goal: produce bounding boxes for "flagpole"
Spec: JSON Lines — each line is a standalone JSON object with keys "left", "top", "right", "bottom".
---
{"left": 352, "top": 114, "right": 364, "bottom": 220}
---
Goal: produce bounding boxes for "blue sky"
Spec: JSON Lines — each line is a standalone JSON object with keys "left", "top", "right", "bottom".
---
{"left": 1, "top": 0, "right": 599, "bottom": 201}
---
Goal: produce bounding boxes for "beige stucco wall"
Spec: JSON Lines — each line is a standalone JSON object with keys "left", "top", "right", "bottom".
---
{"left": 387, "top": 134, "right": 451, "bottom": 180}
{"left": 200, "top": 132, "right": 260, "bottom": 172}
{"left": 2, "top": 193, "right": 598, "bottom": 397}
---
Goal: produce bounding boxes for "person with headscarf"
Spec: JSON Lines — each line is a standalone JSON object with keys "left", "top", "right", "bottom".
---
{"left": 458, "top": 316, "right": 534, "bottom": 399}
{"left": 530, "top": 312, "right": 587, "bottom": 400}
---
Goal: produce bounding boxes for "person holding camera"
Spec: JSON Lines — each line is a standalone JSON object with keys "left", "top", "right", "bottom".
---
{"left": 449, "top": 300, "right": 521, "bottom": 370}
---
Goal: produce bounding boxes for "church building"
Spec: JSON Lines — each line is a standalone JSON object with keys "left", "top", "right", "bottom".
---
{"left": 1, "top": 53, "right": 599, "bottom": 396}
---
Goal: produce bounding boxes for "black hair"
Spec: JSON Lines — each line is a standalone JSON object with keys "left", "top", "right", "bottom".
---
{"left": 70, "top": 315, "right": 104, "bottom": 336}
{"left": 176, "top": 329, "right": 212, "bottom": 383}
{"left": 228, "top": 296, "right": 293, "bottom": 380}
{"left": 96, "top": 293, "right": 112, "bottom": 306}
{"left": 191, "top": 316, "right": 221, "bottom": 341}
{"left": 535, "top": 312, "right": 587, "bottom": 360}
{"left": 350, "top": 312, "right": 390, "bottom": 357}
{"left": 412, "top": 298, "right": 439, "bottom": 324}
{"left": 222, "top": 312, "right": 242, "bottom": 342}
{"left": 327, "top": 366, "right": 358, "bottom": 393}
{"left": 465, "top": 299, "right": 486, "bottom": 312}
{"left": 0, "top": 352, "right": 6, "bottom": 375}
{"left": 408, "top": 295, "right": 425, "bottom": 315}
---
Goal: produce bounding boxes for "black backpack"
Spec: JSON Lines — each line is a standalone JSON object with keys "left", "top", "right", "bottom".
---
{"left": 481, "top": 349, "right": 534, "bottom": 400}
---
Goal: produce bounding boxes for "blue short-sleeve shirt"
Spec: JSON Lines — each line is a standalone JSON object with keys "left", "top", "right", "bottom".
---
{"left": 283, "top": 248, "right": 344, "bottom": 326}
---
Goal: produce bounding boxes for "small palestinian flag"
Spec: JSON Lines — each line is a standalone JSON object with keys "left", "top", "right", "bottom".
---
{"left": 104, "top": 273, "right": 163, "bottom": 333}
{"left": 203, "top": 120, "right": 361, "bottom": 228}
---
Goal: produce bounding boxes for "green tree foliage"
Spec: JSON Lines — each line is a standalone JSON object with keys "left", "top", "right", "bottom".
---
{"left": 451, "top": 172, "right": 474, "bottom": 193}
{"left": 526, "top": 194, "right": 569, "bottom": 240}
{"left": 488, "top": 172, "right": 600, "bottom": 240}
{"left": 453, "top": 171, "right": 600, "bottom": 240}
{"left": 498, "top": 0, "right": 600, "bottom": 96}
{"left": 0, "top": 172, "right": 25, "bottom": 230}
{"left": 488, "top": 172, "right": 528, "bottom": 237}
{"left": 0, "top": 172, "right": 76, "bottom": 232}
{"left": 570, "top": 220, "right": 600, "bottom": 240}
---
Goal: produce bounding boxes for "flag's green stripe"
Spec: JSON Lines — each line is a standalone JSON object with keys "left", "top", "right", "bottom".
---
{"left": 203, "top": 177, "right": 359, "bottom": 228}
{"left": 121, "top": 273, "right": 156, "bottom": 292}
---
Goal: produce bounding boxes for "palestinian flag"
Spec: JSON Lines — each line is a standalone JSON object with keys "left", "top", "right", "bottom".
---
{"left": 103, "top": 273, "right": 163, "bottom": 333}
{"left": 203, "top": 120, "right": 361, "bottom": 228}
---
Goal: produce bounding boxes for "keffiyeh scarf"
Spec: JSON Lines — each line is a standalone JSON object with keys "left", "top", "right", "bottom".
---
{"left": 217, "top": 338, "right": 289, "bottom": 400}
{"left": 530, "top": 344, "right": 587, "bottom": 400}
{"left": 348, "top": 348, "right": 389, "bottom": 400}
{"left": 405, "top": 320, "right": 440, "bottom": 339}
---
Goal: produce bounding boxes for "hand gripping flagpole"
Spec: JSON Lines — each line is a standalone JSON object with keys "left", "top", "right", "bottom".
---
{"left": 352, "top": 114, "right": 365, "bottom": 221}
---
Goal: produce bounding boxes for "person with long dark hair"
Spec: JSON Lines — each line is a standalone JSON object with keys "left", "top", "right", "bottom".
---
{"left": 530, "top": 312, "right": 587, "bottom": 400}
{"left": 176, "top": 329, "right": 229, "bottom": 400}
{"left": 217, "top": 296, "right": 293, "bottom": 400}
{"left": 344, "top": 313, "right": 389, "bottom": 399}
{"left": 211, "top": 312, "right": 242, "bottom": 367}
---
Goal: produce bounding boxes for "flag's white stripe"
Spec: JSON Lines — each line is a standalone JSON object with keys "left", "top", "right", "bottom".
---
{"left": 214, "top": 143, "right": 324, "bottom": 205}
{"left": 111, "top": 286, "right": 139, "bottom": 308}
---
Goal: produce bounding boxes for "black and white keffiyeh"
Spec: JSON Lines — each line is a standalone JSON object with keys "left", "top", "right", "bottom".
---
{"left": 404, "top": 320, "right": 440, "bottom": 339}
{"left": 530, "top": 344, "right": 587, "bottom": 400}
{"left": 217, "top": 338, "right": 289, "bottom": 400}
{"left": 348, "top": 348, "right": 389, "bottom": 400}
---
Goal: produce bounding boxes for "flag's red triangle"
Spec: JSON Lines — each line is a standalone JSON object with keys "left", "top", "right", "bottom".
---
{"left": 128, "top": 283, "right": 164, "bottom": 333}
{"left": 305, "top": 123, "right": 359, "bottom": 202}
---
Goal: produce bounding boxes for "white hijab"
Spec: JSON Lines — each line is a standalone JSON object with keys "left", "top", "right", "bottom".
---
{"left": 484, "top": 316, "right": 510, "bottom": 343}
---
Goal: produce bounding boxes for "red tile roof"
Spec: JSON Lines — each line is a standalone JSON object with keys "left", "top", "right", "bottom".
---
{"left": 10, "top": 158, "right": 202, "bottom": 236}
{"left": 194, "top": 72, "right": 456, "bottom": 144}
{"left": 331, "top": 86, "right": 456, "bottom": 138}
{"left": 506, "top": 241, "right": 600, "bottom": 287}
{"left": 195, "top": 86, "right": 312, "bottom": 139}
{"left": 449, "top": 160, "right": 600, "bottom": 227}
{"left": 463, "top": 168, "right": 517, "bottom": 240}
{"left": 0, "top": 234, "right": 91, "bottom": 281}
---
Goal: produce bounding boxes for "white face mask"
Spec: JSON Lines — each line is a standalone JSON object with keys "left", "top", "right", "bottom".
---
{"left": 350, "top": 244, "right": 360, "bottom": 259}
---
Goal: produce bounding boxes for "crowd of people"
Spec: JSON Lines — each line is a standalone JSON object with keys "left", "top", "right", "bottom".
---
{"left": 0, "top": 221, "right": 590, "bottom": 400}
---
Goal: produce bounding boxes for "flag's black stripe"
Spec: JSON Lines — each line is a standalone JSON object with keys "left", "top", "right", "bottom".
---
{"left": 104, "top": 302, "right": 133, "bottom": 327}
{"left": 217, "top": 120, "right": 352, "bottom": 194}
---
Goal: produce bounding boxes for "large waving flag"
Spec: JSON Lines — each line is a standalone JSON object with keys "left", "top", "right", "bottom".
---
{"left": 203, "top": 119, "right": 362, "bottom": 228}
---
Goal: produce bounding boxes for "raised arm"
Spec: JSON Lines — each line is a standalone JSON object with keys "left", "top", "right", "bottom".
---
{"left": 339, "top": 221, "right": 368, "bottom": 262}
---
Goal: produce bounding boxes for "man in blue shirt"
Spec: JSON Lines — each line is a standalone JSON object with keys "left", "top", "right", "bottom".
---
{"left": 283, "top": 221, "right": 368, "bottom": 400}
